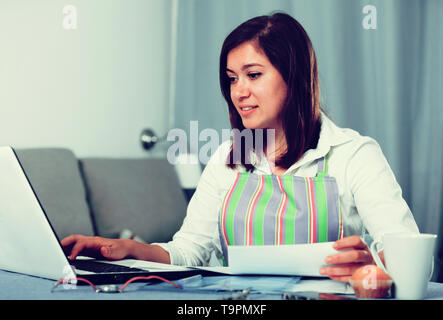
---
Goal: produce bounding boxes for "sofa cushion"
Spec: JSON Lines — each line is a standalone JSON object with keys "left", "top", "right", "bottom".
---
{"left": 15, "top": 148, "right": 95, "bottom": 239}
{"left": 80, "top": 158, "right": 187, "bottom": 243}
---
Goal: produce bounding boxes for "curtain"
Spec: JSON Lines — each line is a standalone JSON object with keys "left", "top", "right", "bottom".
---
{"left": 171, "top": 0, "right": 443, "bottom": 279}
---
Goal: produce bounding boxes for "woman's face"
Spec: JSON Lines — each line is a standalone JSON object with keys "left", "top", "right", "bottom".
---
{"left": 226, "top": 41, "right": 288, "bottom": 131}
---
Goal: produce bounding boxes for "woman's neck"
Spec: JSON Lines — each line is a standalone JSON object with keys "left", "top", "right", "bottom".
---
{"left": 265, "top": 128, "right": 287, "bottom": 174}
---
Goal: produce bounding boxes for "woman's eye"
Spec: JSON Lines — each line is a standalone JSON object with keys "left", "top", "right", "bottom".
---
{"left": 248, "top": 72, "right": 261, "bottom": 79}
{"left": 228, "top": 76, "right": 237, "bottom": 83}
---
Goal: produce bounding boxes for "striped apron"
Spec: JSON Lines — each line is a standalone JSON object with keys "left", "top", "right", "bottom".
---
{"left": 218, "top": 154, "right": 343, "bottom": 266}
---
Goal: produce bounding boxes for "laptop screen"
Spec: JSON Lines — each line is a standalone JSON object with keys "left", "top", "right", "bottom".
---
{"left": 0, "top": 146, "right": 75, "bottom": 280}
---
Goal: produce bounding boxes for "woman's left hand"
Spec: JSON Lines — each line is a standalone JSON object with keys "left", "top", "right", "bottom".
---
{"left": 319, "top": 235, "right": 375, "bottom": 282}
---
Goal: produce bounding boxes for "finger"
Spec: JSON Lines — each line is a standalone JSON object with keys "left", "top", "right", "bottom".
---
{"left": 69, "top": 237, "right": 104, "bottom": 260}
{"left": 333, "top": 235, "right": 368, "bottom": 250}
{"left": 69, "top": 240, "right": 87, "bottom": 260}
{"left": 61, "top": 235, "right": 83, "bottom": 257}
{"left": 100, "top": 246, "right": 112, "bottom": 259}
{"left": 326, "top": 249, "right": 373, "bottom": 265}
{"left": 61, "top": 234, "right": 81, "bottom": 247}
{"left": 100, "top": 245, "right": 122, "bottom": 260}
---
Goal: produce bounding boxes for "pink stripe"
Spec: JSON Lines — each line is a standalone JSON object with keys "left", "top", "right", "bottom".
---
{"left": 308, "top": 178, "right": 316, "bottom": 243}
{"left": 246, "top": 175, "right": 264, "bottom": 245}
{"left": 221, "top": 172, "right": 240, "bottom": 245}
{"left": 276, "top": 176, "right": 288, "bottom": 245}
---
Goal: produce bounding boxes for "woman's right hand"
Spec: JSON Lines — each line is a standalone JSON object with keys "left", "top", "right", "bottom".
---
{"left": 61, "top": 235, "right": 132, "bottom": 261}
{"left": 61, "top": 234, "right": 171, "bottom": 264}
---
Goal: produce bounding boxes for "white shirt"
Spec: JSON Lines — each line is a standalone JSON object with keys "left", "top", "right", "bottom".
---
{"left": 156, "top": 114, "right": 419, "bottom": 266}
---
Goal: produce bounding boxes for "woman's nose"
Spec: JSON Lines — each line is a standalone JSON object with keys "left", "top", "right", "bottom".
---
{"left": 232, "top": 79, "right": 250, "bottom": 101}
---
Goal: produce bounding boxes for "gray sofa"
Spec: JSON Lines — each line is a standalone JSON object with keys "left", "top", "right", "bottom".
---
{"left": 14, "top": 148, "right": 188, "bottom": 243}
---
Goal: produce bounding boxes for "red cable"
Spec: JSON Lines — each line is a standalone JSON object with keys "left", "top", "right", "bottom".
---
{"left": 52, "top": 275, "right": 182, "bottom": 292}
{"left": 75, "top": 277, "right": 99, "bottom": 291}
{"left": 119, "top": 276, "right": 183, "bottom": 292}
{"left": 52, "top": 277, "right": 98, "bottom": 292}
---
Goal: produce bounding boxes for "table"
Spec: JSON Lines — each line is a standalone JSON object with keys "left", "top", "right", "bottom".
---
{"left": 2, "top": 269, "right": 443, "bottom": 300}
{"left": 2, "top": 269, "right": 443, "bottom": 318}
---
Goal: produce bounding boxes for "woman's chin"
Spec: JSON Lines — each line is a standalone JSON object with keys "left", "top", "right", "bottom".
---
{"left": 241, "top": 120, "right": 263, "bottom": 130}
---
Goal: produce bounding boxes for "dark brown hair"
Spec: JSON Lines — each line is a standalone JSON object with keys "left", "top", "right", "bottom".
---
{"left": 219, "top": 12, "right": 322, "bottom": 171}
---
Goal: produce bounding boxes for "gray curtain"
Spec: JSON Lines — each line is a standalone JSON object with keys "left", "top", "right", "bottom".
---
{"left": 172, "top": 0, "right": 442, "bottom": 279}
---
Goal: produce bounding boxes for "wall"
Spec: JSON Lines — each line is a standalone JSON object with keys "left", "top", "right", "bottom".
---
{"left": 0, "top": 0, "right": 172, "bottom": 158}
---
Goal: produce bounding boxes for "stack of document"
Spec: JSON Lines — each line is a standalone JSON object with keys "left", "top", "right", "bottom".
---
{"left": 118, "top": 242, "right": 354, "bottom": 295}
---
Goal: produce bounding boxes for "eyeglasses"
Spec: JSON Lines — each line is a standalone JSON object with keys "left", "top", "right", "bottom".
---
{"left": 51, "top": 275, "right": 182, "bottom": 293}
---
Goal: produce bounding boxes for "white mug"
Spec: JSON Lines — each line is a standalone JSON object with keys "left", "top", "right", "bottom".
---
{"left": 370, "top": 233, "right": 437, "bottom": 300}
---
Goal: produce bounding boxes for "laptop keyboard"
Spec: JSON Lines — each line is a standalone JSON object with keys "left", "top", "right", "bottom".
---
{"left": 71, "top": 259, "right": 145, "bottom": 274}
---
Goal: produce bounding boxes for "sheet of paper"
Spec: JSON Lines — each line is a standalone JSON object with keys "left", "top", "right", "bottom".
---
{"left": 227, "top": 242, "right": 338, "bottom": 277}
{"left": 130, "top": 260, "right": 192, "bottom": 272}
{"left": 190, "top": 266, "right": 235, "bottom": 275}
{"left": 95, "top": 259, "right": 192, "bottom": 272}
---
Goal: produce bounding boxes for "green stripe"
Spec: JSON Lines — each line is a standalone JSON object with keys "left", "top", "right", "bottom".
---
{"left": 282, "top": 176, "right": 296, "bottom": 244}
{"left": 253, "top": 175, "right": 273, "bottom": 245}
{"left": 314, "top": 177, "right": 328, "bottom": 243}
{"left": 244, "top": 177, "right": 263, "bottom": 244}
{"left": 222, "top": 255, "right": 227, "bottom": 267}
{"left": 225, "top": 173, "right": 248, "bottom": 245}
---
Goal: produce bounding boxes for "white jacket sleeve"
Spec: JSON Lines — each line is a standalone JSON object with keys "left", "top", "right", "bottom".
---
{"left": 345, "top": 137, "right": 419, "bottom": 244}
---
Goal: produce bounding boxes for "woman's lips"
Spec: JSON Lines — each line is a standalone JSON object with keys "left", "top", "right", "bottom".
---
{"left": 238, "top": 105, "right": 258, "bottom": 116}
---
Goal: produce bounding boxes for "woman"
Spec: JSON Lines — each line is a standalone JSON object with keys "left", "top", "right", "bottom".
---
{"left": 62, "top": 12, "right": 418, "bottom": 282}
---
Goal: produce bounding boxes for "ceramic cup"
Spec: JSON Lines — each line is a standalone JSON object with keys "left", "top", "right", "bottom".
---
{"left": 370, "top": 233, "right": 437, "bottom": 300}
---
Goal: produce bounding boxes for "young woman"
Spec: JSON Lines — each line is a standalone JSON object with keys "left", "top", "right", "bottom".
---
{"left": 62, "top": 12, "right": 418, "bottom": 282}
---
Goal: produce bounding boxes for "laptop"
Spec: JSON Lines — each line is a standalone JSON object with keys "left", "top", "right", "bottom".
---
{"left": 0, "top": 146, "right": 199, "bottom": 285}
